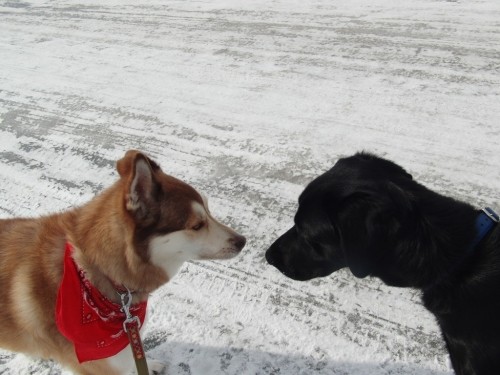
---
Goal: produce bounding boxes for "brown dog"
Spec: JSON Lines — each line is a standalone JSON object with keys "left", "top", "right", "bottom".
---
{"left": 0, "top": 150, "right": 246, "bottom": 374}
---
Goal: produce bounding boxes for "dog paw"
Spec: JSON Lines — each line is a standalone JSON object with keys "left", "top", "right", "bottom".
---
{"left": 148, "top": 359, "right": 167, "bottom": 374}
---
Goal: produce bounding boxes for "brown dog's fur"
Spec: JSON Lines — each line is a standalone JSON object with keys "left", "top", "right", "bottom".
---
{"left": 0, "top": 150, "right": 245, "bottom": 374}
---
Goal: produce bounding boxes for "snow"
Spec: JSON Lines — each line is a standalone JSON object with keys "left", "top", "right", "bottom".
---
{"left": 1, "top": 0, "right": 500, "bottom": 373}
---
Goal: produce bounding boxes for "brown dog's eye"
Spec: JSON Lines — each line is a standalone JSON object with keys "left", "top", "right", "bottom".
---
{"left": 191, "top": 222, "right": 204, "bottom": 231}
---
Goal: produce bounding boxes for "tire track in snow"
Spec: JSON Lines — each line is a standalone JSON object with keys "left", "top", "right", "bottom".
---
{"left": 1, "top": 0, "right": 500, "bottom": 374}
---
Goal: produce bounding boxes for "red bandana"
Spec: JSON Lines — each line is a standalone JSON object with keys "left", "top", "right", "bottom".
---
{"left": 56, "top": 242, "right": 147, "bottom": 363}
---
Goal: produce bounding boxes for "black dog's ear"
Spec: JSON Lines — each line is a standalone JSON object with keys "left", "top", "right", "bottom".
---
{"left": 329, "top": 182, "right": 413, "bottom": 278}
{"left": 333, "top": 192, "right": 376, "bottom": 278}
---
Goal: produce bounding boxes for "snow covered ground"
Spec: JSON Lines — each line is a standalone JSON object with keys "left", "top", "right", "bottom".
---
{"left": 1, "top": 0, "right": 499, "bottom": 374}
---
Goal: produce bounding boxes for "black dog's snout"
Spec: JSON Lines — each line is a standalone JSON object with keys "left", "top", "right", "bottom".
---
{"left": 265, "top": 247, "right": 276, "bottom": 266}
{"left": 265, "top": 233, "right": 285, "bottom": 266}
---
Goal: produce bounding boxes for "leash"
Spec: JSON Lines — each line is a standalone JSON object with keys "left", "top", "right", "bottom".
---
{"left": 119, "top": 288, "right": 149, "bottom": 375}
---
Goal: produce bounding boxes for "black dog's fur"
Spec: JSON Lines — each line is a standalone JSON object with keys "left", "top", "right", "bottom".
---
{"left": 266, "top": 153, "right": 500, "bottom": 375}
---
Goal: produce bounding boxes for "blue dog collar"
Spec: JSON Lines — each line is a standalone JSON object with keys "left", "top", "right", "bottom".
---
{"left": 471, "top": 207, "right": 499, "bottom": 249}
{"left": 424, "top": 207, "right": 498, "bottom": 292}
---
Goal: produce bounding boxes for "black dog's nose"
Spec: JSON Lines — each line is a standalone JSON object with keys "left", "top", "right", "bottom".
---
{"left": 265, "top": 246, "right": 278, "bottom": 266}
{"left": 266, "top": 231, "right": 286, "bottom": 266}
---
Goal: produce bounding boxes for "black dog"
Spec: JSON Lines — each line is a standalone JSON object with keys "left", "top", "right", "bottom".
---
{"left": 266, "top": 153, "right": 499, "bottom": 375}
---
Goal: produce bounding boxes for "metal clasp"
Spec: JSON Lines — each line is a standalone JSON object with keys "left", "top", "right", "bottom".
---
{"left": 118, "top": 287, "right": 141, "bottom": 333}
{"left": 482, "top": 207, "right": 499, "bottom": 223}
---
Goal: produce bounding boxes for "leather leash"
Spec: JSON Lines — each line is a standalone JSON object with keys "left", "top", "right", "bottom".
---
{"left": 119, "top": 288, "right": 149, "bottom": 375}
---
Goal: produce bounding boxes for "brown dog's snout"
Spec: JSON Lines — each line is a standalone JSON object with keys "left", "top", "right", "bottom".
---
{"left": 230, "top": 234, "right": 246, "bottom": 251}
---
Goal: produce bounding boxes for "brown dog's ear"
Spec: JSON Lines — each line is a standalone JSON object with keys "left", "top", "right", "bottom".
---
{"left": 117, "top": 150, "right": 160, "bottom": 178}
{"left": 117, "top": 150, "right": 160, "bottom": 223}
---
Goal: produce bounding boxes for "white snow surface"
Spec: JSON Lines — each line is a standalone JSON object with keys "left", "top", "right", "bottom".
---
{"left": 0, "top": 0, "right": 500, "bottom": 374}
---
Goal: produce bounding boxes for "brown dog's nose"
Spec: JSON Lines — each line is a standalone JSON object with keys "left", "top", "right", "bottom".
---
{"left": 230, "top": 234, "right": 246, "bottom": 251}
